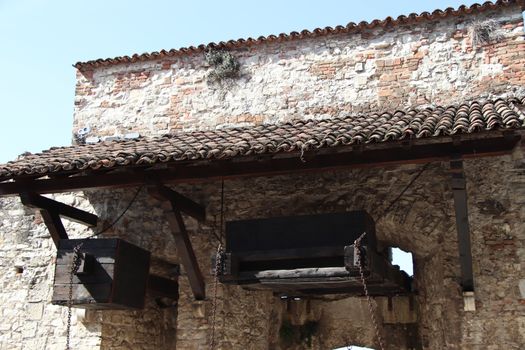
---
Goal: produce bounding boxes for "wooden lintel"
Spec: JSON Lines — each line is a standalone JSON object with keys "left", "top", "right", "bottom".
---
{"left": 39, "top": 209, "right": 68, "bottom": 247}
{"left": 149, "top": 185, "right": 205, "bottom": 222}
{"left": 0, "top": 135, "right": 520, "bottom": 197}
{"left": 19, "top": 193, "right": 98, "bottom": 227}
{"left": 450, "top": 158, "right": 474, "bottom": 292}
{"left": 164, "top": 203, "right": 205, "bottom": 300}
{"left": 147, "top": 274, "right": 179, "bottom": 300}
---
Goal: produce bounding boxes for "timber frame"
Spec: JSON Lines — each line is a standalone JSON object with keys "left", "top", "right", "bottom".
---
{"left": 1, "top": 132, "right": 522, "bottom": 302}
{"left": 0, "top": 134, "right": 519, "bottom": 196}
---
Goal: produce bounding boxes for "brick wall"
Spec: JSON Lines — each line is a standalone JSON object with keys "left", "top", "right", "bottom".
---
{"left": 72, "top": 5, "right": 524, "bottom": 140}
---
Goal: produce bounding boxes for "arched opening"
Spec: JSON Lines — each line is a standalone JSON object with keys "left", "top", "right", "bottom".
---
{"left": 333, "top": 346, "right": 375, "bottom": 350}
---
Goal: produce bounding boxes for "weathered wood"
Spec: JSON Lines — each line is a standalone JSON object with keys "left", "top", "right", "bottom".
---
{"left": 19, "top": 192, "right": 97, "bottom": 226}
{"left": 165, "top": 208, "right": 205, "bottom": 300}
{"left": 234, "top": 246, "right": 345, "bottom": 262}
{"left": 148, "top": 274, "right": 179, "bottom": 299}
{"left": 53, "top": 238, "right": 151, "bottom": 309}
{"left": 52, "top": 283, "right": 112, "bottom": 305}
{"left": 226, "top": 211, "right": 376, "bottom": 253}
{"left": 40, "top": 209, "right": 68, "bottom": 246}
{"left": 149, "top": 185, "right": 205, "bottom": 222}
{"left": 450, "top": 158, "right": 475, "bottom": 292}
{"left": 0, "top": 135, "right": 519, "bottom": 196}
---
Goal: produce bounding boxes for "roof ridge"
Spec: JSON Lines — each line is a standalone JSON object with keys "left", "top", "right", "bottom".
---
{"left": 74, "top": 0, "right": 525, "bottom": 70}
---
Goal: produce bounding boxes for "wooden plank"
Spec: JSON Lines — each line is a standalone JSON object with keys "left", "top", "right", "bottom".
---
{"left": 52, "top": 283, "right": 112, "bottom": 304}
{"left": 0, "top": 135, "right": 519, "bottom": 196}
{"left": 151, "top": 185, "right": 206, "bottom": 222}
{"left": 54, "top": 263, "right": 114, "bottom": 284}
{"left": 59, "top": 238, "right": 119, "bottom": 250}
{"left": 112, "top": 239, "right": 151, "bottom": 309}
{"left": 148, "top": 274, "right": 179, "bottom": 299}
{"left": 233, "top": 246, "right": 345, "bottom": 262}
{"left": 165, "top": 206, "right": 205, "bottom": 300}
{"left": 19, "top": 192, "right": 97, "bottom": 226}
{"left": 226, "top": 211, "right": 376, "bottom": 253}
{"left": 40, "top": 209, "right": 68, "bottom": 246}
{"left": 450, "top": 159, "right": 475, "bottom": 292}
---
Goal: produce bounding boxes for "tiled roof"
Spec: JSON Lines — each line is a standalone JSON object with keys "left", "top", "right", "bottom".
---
{"left": 74, "top": 0, "right": 525, "bottom": 70}
{"left": 1, "top": 96, "right": 524, "bottom": 181}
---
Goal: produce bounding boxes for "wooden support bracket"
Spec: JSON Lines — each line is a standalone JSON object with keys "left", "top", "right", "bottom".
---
{"left": 148, "top": 184, "right": 205, "bottom": 222}
{"left": 450, "top": 157, "right": 474, "bottom": 292}
{"left": 19, "top": 193, "right": 98, "bottom": 247}
{"left": 148, "top": 274, "right": 179, "bottom": 300}
{"left": 149, "top": 185, "right": 206, "bottom": 300}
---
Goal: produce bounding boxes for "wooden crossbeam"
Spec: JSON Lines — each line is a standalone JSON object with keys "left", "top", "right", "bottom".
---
{"left": 150, "top": 186, "right": 206, "bottom": 300}
{"left": 0, "top": 135, "right": 519, "bottom": 197}
{"left": 20, "top": 193, "right": 98, "bottom": 226}
{"left": 149, "top": 185, "right": 205, "bottom": 222}
{"left": 19, "top": 193, "right": 98, "bottom": 247}
{"left": 450, "top": 157, "right": 474, "bottom": 292}
{"left": 148, "top": 274, "right": 179, "bottom": 300}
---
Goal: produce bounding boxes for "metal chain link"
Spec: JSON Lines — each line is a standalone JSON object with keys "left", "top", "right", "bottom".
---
{"left": 66, "top": 242, "right": 84, "bottom": 350}
{"left": 354, "top": 232, "right": 385, "bottom": 350}
{"left": 210, "top": 243, "right": 223, "bottom": 350}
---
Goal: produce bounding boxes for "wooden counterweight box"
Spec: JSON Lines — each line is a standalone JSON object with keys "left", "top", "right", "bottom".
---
{"left": 52, "top": 238, "right": 151, "bottom": 309}
{"left": 214, "top": 211, "right": 412, "bottom": 296}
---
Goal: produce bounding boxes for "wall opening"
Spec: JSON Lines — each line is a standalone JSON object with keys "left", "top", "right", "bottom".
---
{"left": 333, "top": 346, "right": 375, "bottom": 350}
{"left": 391, "top": 247, "right": 414, "bottom": 276}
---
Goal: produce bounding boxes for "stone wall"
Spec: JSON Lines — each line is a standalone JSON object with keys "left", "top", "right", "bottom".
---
{"left": 72, "top": 5, "right": 524, "bottom": 139}
{"left": 1, "top": 146, "right": 525, "bottom": 349}
{"left": 1, "top": 3, "right": 525, "bottom": 350}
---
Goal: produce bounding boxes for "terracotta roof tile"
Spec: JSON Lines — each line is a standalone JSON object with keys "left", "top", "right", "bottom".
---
{"left": 74, "top": 0, "right": 525, "bottom": 70}
{"left": 1, "top": 96, "right": 524, "bottom": 181}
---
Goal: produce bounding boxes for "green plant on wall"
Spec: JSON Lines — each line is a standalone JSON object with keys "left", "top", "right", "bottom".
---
{"left": 469, "top": 19, "right": 504, "bottom": 48}
{"left": 205, "top": 49, "right": 240, "bottom": 86}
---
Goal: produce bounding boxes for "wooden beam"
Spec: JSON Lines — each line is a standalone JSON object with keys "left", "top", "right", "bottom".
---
{"left": 39, "top": 209, "right": 68, "bottom": 247}
{"left": 0, "top": 135, "right": 519, "bottom": 196}
{"left": 19, "top": 193, "right": 98, "bottom": 226}
{"left": 147, "top": 274, "right": 179, "bottom": 300}
{"left": 149, "top": 185, "right": 205, "bottom": 222}
{"left": 450, "top": 158, "right": 474, "bottom": 292}
{"left": 167, "top": 208, "right": 205, "bottom": 300}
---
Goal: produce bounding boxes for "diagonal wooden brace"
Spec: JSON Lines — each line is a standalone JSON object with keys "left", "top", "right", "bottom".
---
{"left": 20, "top": 193, "right": 98, "bottom": 247}
{"left": 148, "top": 185, "right": 206, "bottom": 300}
{"left": 450, "top": 157, "right": 474, "bottom": 292}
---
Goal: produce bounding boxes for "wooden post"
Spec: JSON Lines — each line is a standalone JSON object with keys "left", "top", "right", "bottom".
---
{"left": 148, "top": 185, "right": 206, "bottom": 300}
{"left": 450, "top": 157, "right": 474, "bottom": 292}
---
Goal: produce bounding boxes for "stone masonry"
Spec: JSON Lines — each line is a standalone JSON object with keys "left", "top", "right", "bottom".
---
{"left": 1, "top": 2, "right": 525, "bottom": 349}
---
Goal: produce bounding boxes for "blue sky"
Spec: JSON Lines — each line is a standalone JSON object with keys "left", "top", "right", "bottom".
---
{"left": 0, "top": 0, "right": 480, "bottom": 164}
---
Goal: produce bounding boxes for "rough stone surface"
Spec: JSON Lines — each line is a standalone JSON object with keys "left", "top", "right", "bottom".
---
{"left": 1, "top": 3, "right": 525, "bottom": 350}
{"left": 71, "top": 6, "right": 525, "bottom": 140}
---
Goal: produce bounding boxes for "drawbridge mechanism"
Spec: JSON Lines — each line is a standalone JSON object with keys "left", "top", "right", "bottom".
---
{"left": 213, "top": 211, "right": 412, "bottom": 297}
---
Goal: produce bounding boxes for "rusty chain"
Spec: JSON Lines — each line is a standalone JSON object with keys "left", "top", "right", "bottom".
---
{"left": 210, "top": 243, "right": 224, "bottom": 350}
{"left": 354, "top": 232, "right": 385, "bottom": 350}
{"left": 66, "top": 242, "right": 84, "bottom": 350}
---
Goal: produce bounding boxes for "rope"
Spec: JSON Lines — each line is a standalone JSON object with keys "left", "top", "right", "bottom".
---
{"left": 85, "top": 185, "right": 143, "bottom": 240}
{"left": 376, "top": 163, "right": 430, "bottom": 222}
